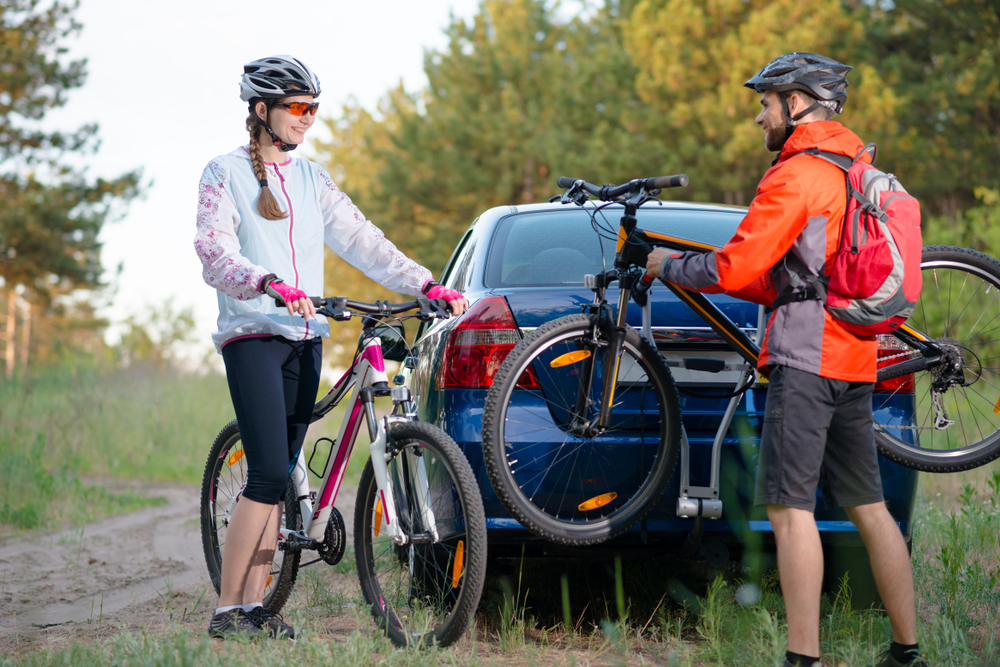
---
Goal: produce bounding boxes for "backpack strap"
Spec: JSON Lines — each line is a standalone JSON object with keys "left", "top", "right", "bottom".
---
{"left": 772, "top": 142, "right": 881, "bottom": 309}
{"left": 790, "top": 147, "right": 853, "bottom": 172}
{"left": 771, "top": 252, "right": 828, "bottom": 309}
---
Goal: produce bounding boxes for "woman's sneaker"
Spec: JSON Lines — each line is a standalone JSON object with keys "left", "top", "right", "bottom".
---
{"left": 208, "top": 609, "right": 261, "bottom": 639}
{"left": 247, "top": 606, "right": 296, "bottom": 640}
{"left": 876, "top": 650, "right": 929, "bottom": 667}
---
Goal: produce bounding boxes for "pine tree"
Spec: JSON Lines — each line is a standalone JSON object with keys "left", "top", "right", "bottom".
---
{"left": 0, "top": 0, "right": 141, "bottom": 377}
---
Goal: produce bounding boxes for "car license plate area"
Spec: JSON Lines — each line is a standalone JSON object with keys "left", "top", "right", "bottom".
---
{"left": 655, "top": 350, "right": 748, "bottom": 385}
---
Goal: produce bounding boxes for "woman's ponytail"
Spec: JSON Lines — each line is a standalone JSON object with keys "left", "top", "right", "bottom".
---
{"left": 246, "top": 110, "right": 288, "bottom": 220}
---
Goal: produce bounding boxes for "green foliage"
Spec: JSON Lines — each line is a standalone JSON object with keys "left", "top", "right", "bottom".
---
{"left": 0, "top": 428, "right": 163, "bottom": 535}
{"left": 312, "top": 0, "right": 1000, "bottom": 359}
{"left": 0, "top": 365, "right": 234, "bottom": 535}
{"left": 922, "top": 187, "right": 1000, "bottom": 260}
{"left": 866, "top": 0, "right": 1000, "bottom": 217}
{"left": 117, "top": 299, "right": 197, "bottom": 370}
{"left": 0, "top": 0, "right": 141, "bottom": 373}
{"left": 0, "top": 0, "right": 141, "bottom": 302}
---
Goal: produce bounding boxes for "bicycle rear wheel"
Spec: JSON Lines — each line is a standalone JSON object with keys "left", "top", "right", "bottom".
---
{"left": 874, "top": 245, "right": 1000, "bottom": 471}
{"left": 482, "top": 314, "right": 681, "bottom": 546}
{"left": 200, "top": 420, "right": 300, "bottom": 612}
{"left": 354, "top": 421, "right": 487, "bottom": 648}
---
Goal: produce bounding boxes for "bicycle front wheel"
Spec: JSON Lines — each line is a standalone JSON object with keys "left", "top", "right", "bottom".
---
{"left": 354, "top": 421, "right": 487, "bottom": 648}
{"left": 200, "top": 420, "right": 300, "bottom": 612}
{"left": 482, "top": 314, "right": 681, "bottom": 546}
{"left": 875, "top": 245, "right": 1000, "bottom": 471}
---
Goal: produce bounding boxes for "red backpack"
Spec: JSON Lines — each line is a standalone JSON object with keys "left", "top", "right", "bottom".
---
{"left": 775, "top": 143, "right": 923, "bottom": 336}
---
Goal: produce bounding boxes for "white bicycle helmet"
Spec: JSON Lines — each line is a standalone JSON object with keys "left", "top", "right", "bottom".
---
{"left": 240, "top": 55, "right": 321, "bottom": 152}
{"left": 240, "top": 55, "right": 321, "bottom": 102}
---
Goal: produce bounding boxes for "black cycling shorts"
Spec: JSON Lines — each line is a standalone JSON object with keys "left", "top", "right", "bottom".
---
{"left": 221, "top": 336, "right": 322, "bottom": 505}
{"left": 753, "top": 365, "right": 884, "bottom": 512}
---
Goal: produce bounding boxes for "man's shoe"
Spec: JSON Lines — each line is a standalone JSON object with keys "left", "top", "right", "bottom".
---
{"left": 208, "top": 609, "right": 262, "bottom": 639}
{"left": 875, "top": 648, "right": 929, "bottom": 667}
{"left": 247, "top": 606, "right": 296, "bottom": 640}
{"left": 783, "top": 661, "right": 825, "bottom": 667}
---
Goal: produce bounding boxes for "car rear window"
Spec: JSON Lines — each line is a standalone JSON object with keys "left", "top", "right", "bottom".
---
{"left": 486, "top": 207, "right": 745, "bottom": 287}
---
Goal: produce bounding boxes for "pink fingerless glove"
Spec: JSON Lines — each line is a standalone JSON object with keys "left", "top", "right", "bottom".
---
{"left": 424, "top": 283, "right": 463, "bottom": 303}
{"left": 271, "top": 281, "right": 307, "bottom": 305}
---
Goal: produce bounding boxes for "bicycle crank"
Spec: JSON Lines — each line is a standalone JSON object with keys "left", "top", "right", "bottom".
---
{"left": 317, "top": 507, "right": 347, "bottom": 565}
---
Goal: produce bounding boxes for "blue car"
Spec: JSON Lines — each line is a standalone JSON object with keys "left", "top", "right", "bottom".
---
{"left": 404, "top": 200, "right": 918, "bottom": 603}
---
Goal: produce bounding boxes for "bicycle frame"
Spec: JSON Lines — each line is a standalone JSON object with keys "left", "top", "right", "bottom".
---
{"left": 579, "top": 200, "right": 945, "bottom": 518}
{"left": 277, "top": 333, "right": 434, "bottom": 546}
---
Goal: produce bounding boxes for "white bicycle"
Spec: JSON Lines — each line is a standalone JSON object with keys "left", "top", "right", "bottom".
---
{"left": 199, "top": 295, "right": 487, "bottom": 647}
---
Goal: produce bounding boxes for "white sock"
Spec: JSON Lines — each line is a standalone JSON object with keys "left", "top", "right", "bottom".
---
{"left": 214, "top": 604, "right": 242, "bottom": 616}
{"left": 243, "top": 602, "right": 263, "bottom": 612}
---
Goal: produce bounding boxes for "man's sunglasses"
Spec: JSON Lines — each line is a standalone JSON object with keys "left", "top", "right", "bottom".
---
{"left": 271, "top": 102, "right": 320, "bottom": 116}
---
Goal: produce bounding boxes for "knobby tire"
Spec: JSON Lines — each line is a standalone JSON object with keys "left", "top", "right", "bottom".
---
{"left": 482, "top": 314, "right": 681, "bottom": 546}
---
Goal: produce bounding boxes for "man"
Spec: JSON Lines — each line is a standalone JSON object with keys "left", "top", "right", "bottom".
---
{"left": 646, "top": 53, "right": 924, "bottom": 667}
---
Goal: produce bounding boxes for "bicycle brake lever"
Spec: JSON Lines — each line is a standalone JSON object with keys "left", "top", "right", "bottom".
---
{"left": 328, "top": 296, "right": 352, "bottom": 321}
{"left": 560, "top": 182, "right": 588, "bottom": 206}
{"left": 416, "top": 296, "right": 451, "bottom": 321}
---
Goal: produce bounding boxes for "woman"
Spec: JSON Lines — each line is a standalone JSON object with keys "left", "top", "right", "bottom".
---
{"left": 194, "top": 55, "right": 467, "bottom": 640}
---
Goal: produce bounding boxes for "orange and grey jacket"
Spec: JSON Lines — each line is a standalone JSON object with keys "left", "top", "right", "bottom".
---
{"left": 659, "top": 121, "right": 878, "bottom": 382}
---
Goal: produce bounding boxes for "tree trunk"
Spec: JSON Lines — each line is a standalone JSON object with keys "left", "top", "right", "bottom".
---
{"left": 521, "top": 155, "right": 536, "bottom": 205}
{"left": 4, "top": 290, "right": 15, "bottom": 380}
{"left": 19, "top": 300, "right": 30, "bottom": 376}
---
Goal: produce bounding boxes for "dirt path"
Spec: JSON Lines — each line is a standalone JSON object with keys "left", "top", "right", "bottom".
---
{"left": 0, "top": 479, "right": 355, "bottom": 654}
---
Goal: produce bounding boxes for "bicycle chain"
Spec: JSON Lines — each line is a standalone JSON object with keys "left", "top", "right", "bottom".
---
{"left": 876, "top": 343, "right": 961, "bottom": 431}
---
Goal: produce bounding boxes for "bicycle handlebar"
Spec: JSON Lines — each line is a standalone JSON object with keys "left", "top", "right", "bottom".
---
{"left": 556, "top": 174, "right": 689, "bottom": 200}
{"left": 268, "top": 289, "right": 452, "bottom": 322}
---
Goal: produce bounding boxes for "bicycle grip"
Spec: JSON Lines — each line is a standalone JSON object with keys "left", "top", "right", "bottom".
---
{"left": 649, "top": 174, "right": 689, "bottom": 189}
{"left": 267, "top": 285, "right": 323, "bottom": 309}
{"left": 557, "top": 176, "right": 578, "bottom": 189}
{"left": 273, "top": 296, "right": 323, "bottom": 308}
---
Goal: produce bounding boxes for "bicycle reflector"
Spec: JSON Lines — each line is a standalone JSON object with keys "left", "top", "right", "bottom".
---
{"left": 437, "top": 296, "right": 539, "bottom": 389}
{"left": 875, "top": 335, "right": 915, "bottom": 394}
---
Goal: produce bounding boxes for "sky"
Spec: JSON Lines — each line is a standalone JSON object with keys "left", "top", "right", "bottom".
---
{"left": 43, "top": 0, "right": 482, "bottom": 360}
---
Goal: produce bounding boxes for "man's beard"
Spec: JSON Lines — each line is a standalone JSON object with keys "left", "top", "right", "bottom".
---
{"left": 764, "top": 123, "right": 788, "bottom": 152}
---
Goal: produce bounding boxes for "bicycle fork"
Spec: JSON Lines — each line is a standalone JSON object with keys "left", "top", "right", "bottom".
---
{"left": 572, "top": 280, "right": 632, "bottom": 437}
{"left": 366, "top": 397, "right": 441, "bottom": 547}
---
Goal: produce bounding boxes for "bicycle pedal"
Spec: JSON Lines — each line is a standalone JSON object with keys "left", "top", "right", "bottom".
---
{"left": 280, "top": 531, "right": 320, "bottom": 552}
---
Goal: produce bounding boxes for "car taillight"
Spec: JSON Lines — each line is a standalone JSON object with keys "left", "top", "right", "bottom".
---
{"left": 437, "top": 296, "right": 539, "bottom": 389}
{"left": 875, "top": 334, "right": 915, "bottom": 394}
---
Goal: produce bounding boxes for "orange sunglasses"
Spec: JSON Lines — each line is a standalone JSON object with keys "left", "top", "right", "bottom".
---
{"left": 272, "top": 101, "right": 320, "bottom": 116}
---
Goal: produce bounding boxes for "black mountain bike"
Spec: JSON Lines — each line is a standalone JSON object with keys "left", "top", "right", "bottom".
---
{"left": 481, "top": 175, "right": 1000, "bottom": 546}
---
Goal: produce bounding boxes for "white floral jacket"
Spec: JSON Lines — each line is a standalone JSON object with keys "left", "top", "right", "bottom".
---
{"left": 194, "top": 146, "right": 432, "bottom": 351}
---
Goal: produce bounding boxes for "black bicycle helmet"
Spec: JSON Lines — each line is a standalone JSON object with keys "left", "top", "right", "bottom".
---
{"left": 744, "top": 52, "right": 850, "bottom": 114}
{"left": 240, "top": 55, "right": 321, "bottom": 152}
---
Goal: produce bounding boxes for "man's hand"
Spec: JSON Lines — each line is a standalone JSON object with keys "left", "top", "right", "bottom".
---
{"left": 646, "top": 248, "right": 679, "bottom": 279}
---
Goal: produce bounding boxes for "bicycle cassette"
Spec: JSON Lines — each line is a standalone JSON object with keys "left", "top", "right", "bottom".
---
{"left": 317, "top": 507, "right": 346, "bottom": 566}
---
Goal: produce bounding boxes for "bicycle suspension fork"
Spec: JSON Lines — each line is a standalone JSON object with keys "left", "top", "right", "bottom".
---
{"left": 589, "top": 203, "right": 642, "bottom": 433}
{"left": 363, "top": 388, "right": 440, "bottom": 546}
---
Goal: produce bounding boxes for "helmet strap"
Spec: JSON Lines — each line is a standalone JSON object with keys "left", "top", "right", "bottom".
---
{"left": 252, "top": 101, "right": 299, "bottom": 153}
{"left": 776, "top": 92, "right": 824, "bottom": 152}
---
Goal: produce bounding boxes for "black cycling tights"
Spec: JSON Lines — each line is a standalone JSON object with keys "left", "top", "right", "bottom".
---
{"left": 222, "top": 336, "right": 322, "bottom": 505}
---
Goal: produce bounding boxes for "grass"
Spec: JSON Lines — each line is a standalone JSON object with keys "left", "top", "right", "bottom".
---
{"left": 3, "top": 470, "right": 999, "bottom": 666}
{"left": 2, "top": 366, "right": 999, "bottom": 664}
{"left": 0, "top": 364, "right": 372, "bottom": 539}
